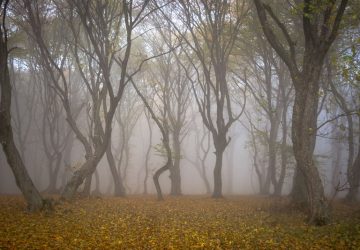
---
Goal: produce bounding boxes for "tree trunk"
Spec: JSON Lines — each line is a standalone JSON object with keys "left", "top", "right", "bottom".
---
{"left": 153, "top": 160, "right": 171, "bottom": 201}
{"left": 292, "top": 77, "right": 329, "bottom": 225}
{"left": 268, "top": 117, "right": 280, "bottom": 195}
{"left": 212, "top": 145, "right": 225, "bottom": 198}
{"left": 274, "top": 96, "right": 289, "bottom": 196}
{"left": 346, "top": 118, "right": 360, "bottom": 202}
{"left": 290, "top": 168, "right": 308, "bottom": 204}
{"left": 201, "top": 167, "right": 211, "bottom": 195}
{"left": 61, "top": 135, "right": 74, "bottom": 188}
{"left": 61, "top": 156, "right": 101, "bottom": 200}
{"left": 143, "top": 115, "right": 153, "bottom": 195}
{"left": 261, "top": 170, "right": 271, "bottom": 195}
{"left": 199, "top": 129, "right": 211, "bottom": 194}
{"left": 82, "top": 175, "right": 92, "bottom": 197}
{"left": 170, "top": 130, "right": 182, "bottom": 196}
{"left": 46, "top": 154, "right": 62, "bottom": 194}
{"left": 143, "top": 140, "right": 151, "bottom": 195}
{"left": 92, "top": 169, "right": 101, "bottom": 195}
{"left": 226, "top": 136, "right": 238, "bottom": 194}
{"left": 0, "top": 24, "right": 44, "bottom": 211}
{"left": 106, "top": 142, "right": 126, "bottom": 197}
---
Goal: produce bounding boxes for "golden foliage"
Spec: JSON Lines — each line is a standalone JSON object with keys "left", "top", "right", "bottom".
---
{"left": 0, "top": 195, "right": 359, "bottom": 249}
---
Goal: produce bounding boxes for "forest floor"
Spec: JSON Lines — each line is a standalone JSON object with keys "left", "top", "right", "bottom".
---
{"left": 0, "top": 195, "right": 359, "bottom": 249}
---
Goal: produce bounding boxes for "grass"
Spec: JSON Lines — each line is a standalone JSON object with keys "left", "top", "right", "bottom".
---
{"left": 0, "top": 195, "right": 359, "bottom": 249}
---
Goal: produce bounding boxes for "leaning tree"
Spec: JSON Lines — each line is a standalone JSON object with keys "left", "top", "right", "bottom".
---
{"left": 0, "top": 0, "right": 45, "bottom": 211}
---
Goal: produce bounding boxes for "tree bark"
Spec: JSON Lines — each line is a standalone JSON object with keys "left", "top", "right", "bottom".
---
{"left": 153, "top": 160, "right": 171, "bottom": 201}
{"left": 106, "top": 141, "right": 126, "bottom": 197}
{"left": 212, "top": 134, "right": 227, "bottom": 198}
{"left": 212, "top": 151, "right": 224, "bottom": 198}
{"left": 274, "top": 100, "right": 288, "bottom": 196}
{"left": 346, "top": 116, "right": 360, "bottom": 202}
{"left": 170, "top": 129, "right": 182, "bottom": 196}
{"left": 290, "top": 168, "right": 308, "bottom": 205}
{"left": 61, "top": 155, "right": 103, "bottom": 200}
{"left": 292, "top": 74, "right": 329, "bottom": 225}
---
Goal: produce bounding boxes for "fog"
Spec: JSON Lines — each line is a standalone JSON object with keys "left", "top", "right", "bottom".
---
{"left": 0, "top": 93, "right": 349, "bottom": 198}
{"left": 0, "top": 0, "right": 359, "bottom": 231}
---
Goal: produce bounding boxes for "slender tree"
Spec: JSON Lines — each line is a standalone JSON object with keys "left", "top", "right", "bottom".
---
{"left": 162, "top": 0, "right": 248, "bottom": 198}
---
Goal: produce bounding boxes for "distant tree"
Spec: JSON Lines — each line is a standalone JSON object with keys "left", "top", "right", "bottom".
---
{"left": 238, "top": 17, "right": 294, "bottom": 195}
{"left": 142, "top": 109, "right": 154, "bottom": 195}
{"left": 325, "top": 22, "right": 360, "bottom": 202}
{"left": 185, "top": 119, "right": 212, "bottom": 194}
{"left": 113, "top": 86, "right": 142, "bottom": 194}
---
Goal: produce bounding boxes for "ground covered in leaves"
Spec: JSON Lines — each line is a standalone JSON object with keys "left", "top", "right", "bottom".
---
{"left": 0, "top": 195, "right": 360, "bottom": 249}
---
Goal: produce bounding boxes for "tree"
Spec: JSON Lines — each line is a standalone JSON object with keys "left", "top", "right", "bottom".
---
{"left": 325, "top": 21, "right": 360, "bottom": 202}
{"left": 21, "top": 0, "right": 152, "bottom": 200}
{"left": 254, "top": 0, "right": 349, "bottom": 225}
{"left": 0, "top": 0, "right": 45, "bottom": 211}
{"left": 148, "top": 22, "right": 192, "bottom": 196}
{"left": 185, "top": 116, "right": 212, "bottom": 194}
{"left": 142, "top": 109, "right": 154, "bottom": 194}
{"left": 163, "top": 0, "right": 248, "bottom": 198}
{"left": 131, "top": 76, "right": 173, "bottom": 200}
{"left": 238, "top": 17, "right": 294, "bottom": 195}
{"left": 112, "top": 85, "right": 142, "bottom": 194}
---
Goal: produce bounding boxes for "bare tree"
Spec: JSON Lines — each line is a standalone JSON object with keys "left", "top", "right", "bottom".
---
{"left": 21, "top": 0, "right": 152, "bottom": 200}
{"left": 142, "top": 109, "right": 154, "bottom": 195}
{"left": 112, "top": 86, "right": 142, "bottom": 194}
{"left": 162, "top": 0, "right": 248, "bottom": 198}
{"left": 131, "top": 76, "right": 173, "bottom": 200}
{"left": 186, "top": 120, "right": 212, "bottom": 194}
